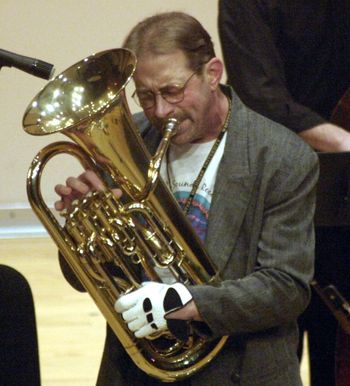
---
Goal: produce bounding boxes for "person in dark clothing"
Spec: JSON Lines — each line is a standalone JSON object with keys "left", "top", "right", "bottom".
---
{"left": 218, "top": 0, "right": 350, "bottom": 151}
{"left": 0, "top": 264, "right": 41, "bottom": 386}
{"left": 218, "top": 1, "right": 350, "bottom": 385}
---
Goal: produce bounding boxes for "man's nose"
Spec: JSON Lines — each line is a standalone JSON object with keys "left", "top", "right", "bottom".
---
{"left": 153, "top": 94, "right": 174, "bottom": 119}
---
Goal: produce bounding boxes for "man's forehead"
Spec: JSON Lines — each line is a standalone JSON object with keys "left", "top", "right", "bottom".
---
{"left": 133, "top": 52, "right": 192, "bottom": 90}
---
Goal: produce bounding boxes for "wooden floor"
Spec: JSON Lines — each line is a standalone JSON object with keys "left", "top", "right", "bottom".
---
{"left": 0, "top": 237, "right": 310, "bottom": 385}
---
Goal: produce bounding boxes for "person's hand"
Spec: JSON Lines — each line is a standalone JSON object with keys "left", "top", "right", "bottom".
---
{"left": 115, "top": 281, "right": 193, "bottom": 340}
{"left": 54, "top": 170, "right": 121, "bottom": 212}
{"left": 299, "top": 123, "right": 350, "bottom": 152}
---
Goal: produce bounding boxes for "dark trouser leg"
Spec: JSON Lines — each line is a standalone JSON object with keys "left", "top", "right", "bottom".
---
{"left": 335, "top": 328, "right": 350, "bottom": 386}
{"left": 298, "top": 226, "right": 350, "bottom": 386}
{"left": 299, "top": 292, "right": 337, "bottom": 386}
{"left": 97, "top": 325, "right": 191, "bottom": 386}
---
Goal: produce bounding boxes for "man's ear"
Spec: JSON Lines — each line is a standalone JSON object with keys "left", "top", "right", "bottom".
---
{"left": 204, "top": 57, "right": 224, "bottom": 90}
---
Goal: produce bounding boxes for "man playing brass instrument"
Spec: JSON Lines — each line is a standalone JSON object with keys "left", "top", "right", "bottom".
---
{"left": 55, "top": 12, "right": 318, "bottom": 386}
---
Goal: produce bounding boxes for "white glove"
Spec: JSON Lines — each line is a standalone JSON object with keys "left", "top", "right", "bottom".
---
{"left": 114, "top": 281, "right": 193, "bottom": 340}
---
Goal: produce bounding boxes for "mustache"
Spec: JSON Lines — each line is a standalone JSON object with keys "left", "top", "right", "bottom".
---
{"left": 151, "top": 115, "right": 186, "bottom": 130}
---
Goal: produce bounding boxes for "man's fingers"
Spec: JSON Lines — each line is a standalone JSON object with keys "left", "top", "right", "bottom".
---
{"left": 54, "top": 195, "right": 75, "bottom": 212}
{"left": 79, "top": 170, "right": 105, "bottom": 191}
{"left": 111, "top": 188, "right": 123, "bottom": 198}
{"left": 54, "top": 184, "right": 72, "bottom": 211}
{"left": 128, "top": 317, "right": 147, "bottom": 333}
{"left": 115, "top": 291, "right": 140, "bottom": 313}
{"left": 53, "top": 170, "right": 118, "bottom": 213}
{"left": 54, "top": 184, "right": 72, "bottom": 196}
{"left": 65, "top": 176, "right": 91, "bottom": 195}
{"left": 54, "top": 200, "right": 64, "bottom": 211}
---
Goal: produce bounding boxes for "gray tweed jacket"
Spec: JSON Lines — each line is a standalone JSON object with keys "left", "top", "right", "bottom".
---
{"left": 62, "top": 87, "right": 318, "bottom": 386}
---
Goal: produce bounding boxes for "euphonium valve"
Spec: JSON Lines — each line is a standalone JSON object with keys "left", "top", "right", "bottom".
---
{"left": 22, "top": 48, "right": 227, "bottom": 382}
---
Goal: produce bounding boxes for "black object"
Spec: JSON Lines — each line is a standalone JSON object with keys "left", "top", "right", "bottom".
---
{"left": 0, "top": 265, "right": 41, "bottom": 385}
{"left": 0, "top": 48, "right": 54, "bottom": 80}
{"left": 315, "top": 152, "right": 350, "bottom": 227}
{"left": 313, "top": 151, "right": 350, "bottom": 334}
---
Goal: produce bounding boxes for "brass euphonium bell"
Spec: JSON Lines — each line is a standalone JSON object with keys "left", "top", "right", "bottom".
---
{"left": 22, "top": 48, "right": 227, "bottom": 382}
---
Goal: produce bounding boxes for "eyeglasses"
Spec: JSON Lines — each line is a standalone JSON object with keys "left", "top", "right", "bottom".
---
{"left": 132, "top": 70, "right": 199, "bottom": 110}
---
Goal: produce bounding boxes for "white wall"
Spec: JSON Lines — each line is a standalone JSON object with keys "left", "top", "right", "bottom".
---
{"left": 0, "top": 0, "right": 223, "bottom": 213}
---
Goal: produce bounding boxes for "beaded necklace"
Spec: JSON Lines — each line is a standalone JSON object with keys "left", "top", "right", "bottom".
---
{"left": 166, "top": 96, "right": 232, "bottom": 214}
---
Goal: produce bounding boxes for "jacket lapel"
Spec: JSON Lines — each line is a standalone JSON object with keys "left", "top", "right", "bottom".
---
{"left": 205, "top": 90, "right": 256, "bottom": 273}
{"left": 140, "top": 89, "right": 256, "bottom": 274}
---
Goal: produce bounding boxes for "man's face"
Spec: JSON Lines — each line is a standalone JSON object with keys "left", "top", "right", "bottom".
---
{"left": 133, "top": 50, "right": 215, "bottom": 144}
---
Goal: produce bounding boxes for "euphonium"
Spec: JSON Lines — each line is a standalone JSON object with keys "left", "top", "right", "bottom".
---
{"left": 22, "top": 48, "right": 227, "bottom": 382}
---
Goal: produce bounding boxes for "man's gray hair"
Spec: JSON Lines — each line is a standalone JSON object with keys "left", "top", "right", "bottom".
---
{"left": 123, "top": 12, "right": 215, "bottom": 71}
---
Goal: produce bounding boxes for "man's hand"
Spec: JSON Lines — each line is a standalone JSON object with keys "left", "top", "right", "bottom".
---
{"left": 115, "top": 282, "right": 193, "bottom": 340}
{"left": 54, "top": 170, "right": 121, "bottom": 212}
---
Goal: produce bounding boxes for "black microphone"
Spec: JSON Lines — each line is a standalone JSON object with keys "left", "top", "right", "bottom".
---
{"left": 0, "top": 48, "right": 55, "bottom": 80}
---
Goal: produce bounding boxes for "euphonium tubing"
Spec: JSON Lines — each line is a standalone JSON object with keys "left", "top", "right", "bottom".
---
{"left": 23, "top": 48, "right": 228, "bottom": 382}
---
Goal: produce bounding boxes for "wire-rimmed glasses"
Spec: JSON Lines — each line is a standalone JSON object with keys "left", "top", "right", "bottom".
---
{"left": 132, "top": 70, "right": 199, "bottom": 110}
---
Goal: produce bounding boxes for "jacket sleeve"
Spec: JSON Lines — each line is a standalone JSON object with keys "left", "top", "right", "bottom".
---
{"left": 190, "top": 134, "right": 319, "bottom": 338}
{"left": 218, "top": 0, "right": 325, "bottom": 132}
